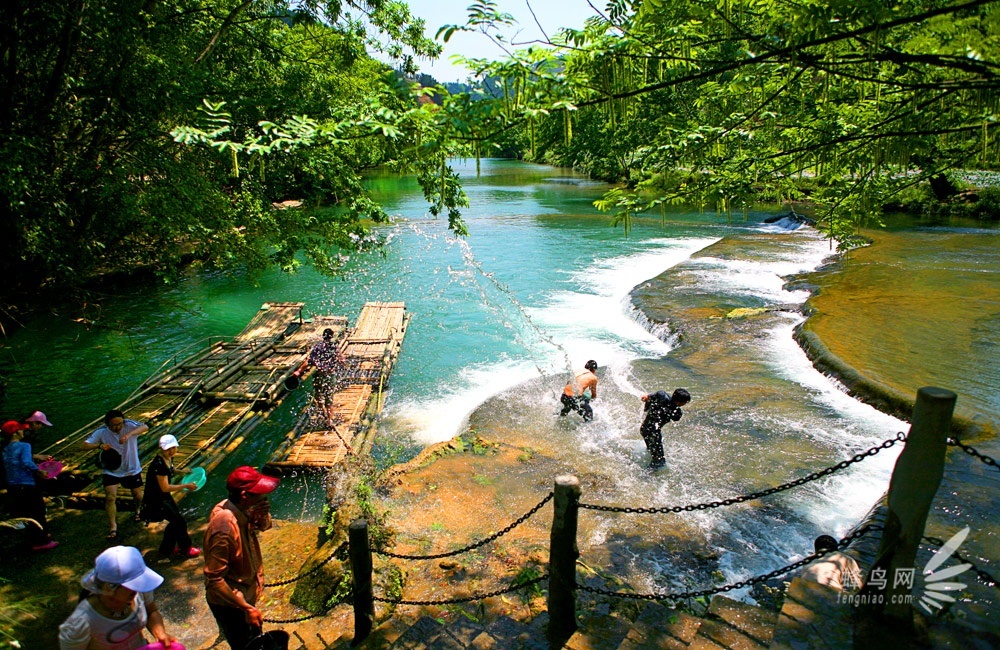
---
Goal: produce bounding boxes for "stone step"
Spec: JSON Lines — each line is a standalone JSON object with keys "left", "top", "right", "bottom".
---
{"left": 617, "top": 602, "right": 703, "bottom": 649}
{"left": 689, "top": 618, "right": 767, "bottom": 650}
{"left": 320, "top": 595, "right": 780, "bottom": 650}
{"left": 770, "top": 577, "right": 853, "bottom": 650}
{"left": 707, "top": 595, "right": 777, "bottom": 647}
{"left": 687, "top": 595, "right": 778, "bottom": 650}
{"left": 563, "top": 613, "right": 632, "bottom": 649}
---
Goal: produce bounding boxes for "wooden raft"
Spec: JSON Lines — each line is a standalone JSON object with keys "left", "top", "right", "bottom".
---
{"left": 40, "top": 302, "right": 345, "bottom": 510}
{"left": 266, "top": 302, "right": 409, "bottom": 472}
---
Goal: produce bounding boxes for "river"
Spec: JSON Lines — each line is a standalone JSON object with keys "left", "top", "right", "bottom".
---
{"left": 0, "top": 159, "right": 995, "bottom": 630}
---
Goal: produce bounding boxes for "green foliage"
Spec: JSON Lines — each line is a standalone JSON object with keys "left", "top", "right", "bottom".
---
{"left": 6, "top": 0, "right": 1000, "bottom": 306}
{"left": 324, "top": 570, "right": 355, "bottom": 607}
{"left": 355, "top": 472, "right": 395, "bottom": 550}
{"left": 0, "top": 0, "right": 448, "bottom": 304}
{"left": 511, "top": 565, "right": 544, "bottom": 603}
{"left": 442, "top": 0, "right": 1000, "bottom": 244}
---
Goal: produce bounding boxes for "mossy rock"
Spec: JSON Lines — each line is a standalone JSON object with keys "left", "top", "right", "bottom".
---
{"left": 724, "top": 307, "right": 770, "bottom": 319}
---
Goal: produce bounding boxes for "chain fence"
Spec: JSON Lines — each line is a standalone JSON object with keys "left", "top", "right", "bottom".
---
{"left": 374, "top": 574, "right": 548, "bottom": 606}
{"left": 947, "top": 438, "right": 999, "bottom": 471}
{"left": 264, "top": 542, "right": 347, "bottom": 588}
{"left": 374, "top": 492, "right": 554, "bottom": 560}
{"left": 579, "top": 433, "right": 906, "bottom": 514}
{"left": 263, "top": 609, "right": 330, "bottom": 625}
{"left": 260, "top": 433, "right": 1000, "bottom": 624}
{"left": 576, "top": 525, "right": 878, "bottom": 603}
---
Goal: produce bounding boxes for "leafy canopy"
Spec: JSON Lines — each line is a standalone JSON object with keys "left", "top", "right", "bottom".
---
{"left": 437, "top": 0, "right": 1000, "bottom": 243}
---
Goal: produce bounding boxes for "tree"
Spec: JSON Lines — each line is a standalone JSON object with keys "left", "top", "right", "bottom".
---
{"left": 440, "top": 0, "right": 1000, "bottom": 244}
{"left": 0, "top": 0, "right": 442, "bottom": 305}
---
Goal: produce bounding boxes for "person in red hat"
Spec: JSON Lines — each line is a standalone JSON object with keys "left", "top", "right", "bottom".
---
{"left": 203, "top": 465, "right": 279, "bottom": 649}
{"left": 2, "top": 420, "right": 58, "bottom": 550}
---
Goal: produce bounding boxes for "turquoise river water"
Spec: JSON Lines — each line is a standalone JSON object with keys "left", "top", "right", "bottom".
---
{"left": 0, "top": 159, "right": 996, "bottom": 630}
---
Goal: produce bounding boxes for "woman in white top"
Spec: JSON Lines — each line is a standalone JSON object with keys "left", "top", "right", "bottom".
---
{"left": 59, "top": 546, "right": 178, "bottom": 649}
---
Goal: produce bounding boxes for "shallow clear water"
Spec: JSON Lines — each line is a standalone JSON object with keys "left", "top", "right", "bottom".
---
{"left": 1, "top": 159, "right": 995, "bottom": 625}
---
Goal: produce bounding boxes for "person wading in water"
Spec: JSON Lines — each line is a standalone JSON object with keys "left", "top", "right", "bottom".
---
{"left": 639, "top": 388, "right": 691, "bottom": 470}
{"left": 560, "top": 360, "right": 598, "bottom": 422}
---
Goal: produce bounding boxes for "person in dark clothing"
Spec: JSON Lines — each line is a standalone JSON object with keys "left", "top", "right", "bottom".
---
{"left": 304, "top": 328, "right": 344, "bottom": 426}
{"left": 140, "top": 434, "right": 200, "bottom": 559}
{"left": 639, "top": 388, "right": 691, "bottom": 469}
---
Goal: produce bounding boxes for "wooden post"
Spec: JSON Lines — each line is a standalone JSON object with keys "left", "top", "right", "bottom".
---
{"left": 547, "top": 475, "right": 581, "bottom": 648}
{"left": 868, "top": 387, "right": 955, "bottom": 623}
{"left": 349, "top": 518, "right": 374, "bottom": 644}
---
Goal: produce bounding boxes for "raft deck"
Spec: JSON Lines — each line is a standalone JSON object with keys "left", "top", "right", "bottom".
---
{"left": 266, "top": 301, "right": 409, "bottom": 472}
{"left": 40, "top": 303, "right": 348, "bottom": 509}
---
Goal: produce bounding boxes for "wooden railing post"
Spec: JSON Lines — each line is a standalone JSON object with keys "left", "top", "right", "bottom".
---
{"left": 547, "top": 475, "right": 581, "bottom": 648}
{"left": 867, "top": 386, "right": 955, "bottom": 623}
{"left": 349, "top": 518, "right": 374, "bottom": 643}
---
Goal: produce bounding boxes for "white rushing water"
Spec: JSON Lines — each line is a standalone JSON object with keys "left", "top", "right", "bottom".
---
{"left": 378, "top": 214, "right": 909, "bottom": 598}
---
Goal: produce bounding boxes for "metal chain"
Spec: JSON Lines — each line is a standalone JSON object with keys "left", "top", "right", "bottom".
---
{"left": 947, "top": 438, "right": 999, "bottom": 470}
{"left": 262, "top": 584, "right": 342, "bottom": 624}
{"left": 264, "top": 542, "right": 347, "bottom": 588}
{"left": 374, "top": 575, "right": 548, "bottom": 606}
{"left": 922, "top": 535, "right": 999, "bottom": 588}
{"left": 580, "top": 433, "right": 907, "bottom": 514}
{"left": 576, "top": 525, "right": 877, "bottom": 602}
{"left": 375, "top": 493, "right": 555, "bottom": 560}
{"left": 263, "top": 610, "right": 328, "bottom": 624}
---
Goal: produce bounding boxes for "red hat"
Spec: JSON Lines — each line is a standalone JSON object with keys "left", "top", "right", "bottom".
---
{"left": 226, "top": 466, "right": 279, "bottom": 494}
{"left": 1, "top": 420, "right": 29, "bottom": 437}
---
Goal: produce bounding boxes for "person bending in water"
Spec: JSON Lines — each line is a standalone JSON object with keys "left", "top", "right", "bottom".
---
{"left": 560, "top": 360, "right": 598, "bottom": 422}
{"left": 639, "top": 388, "right": 691, "bottom": 469}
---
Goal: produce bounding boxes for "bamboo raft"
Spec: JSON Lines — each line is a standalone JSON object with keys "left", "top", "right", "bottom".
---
{"left": 39, "top": 302, "right": 351, "bottom": 510}
{"left": 266, "top": 301, "right": 409, "bottom": 472}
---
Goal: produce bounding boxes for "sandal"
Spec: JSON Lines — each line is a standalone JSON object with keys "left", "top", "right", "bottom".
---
{"left": 132, "top": 512, "right": 143, "bottom": 523}
{"left": 106, "top": 530, "right": 118, "bottom": 541}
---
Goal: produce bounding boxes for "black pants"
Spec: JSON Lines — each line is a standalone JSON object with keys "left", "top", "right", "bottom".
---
{"left": 209, "top": 603, "right": 261, "bottom": 650}
{"left": 559, "top": 394, "right": 593, "bottom": 421}
{"left": 640, "top": 420, "right": 666, "bottom": 465}
{"left": 7, "top": 484, "right": 50, "bottom": 546}
{"left": 158, "top": 498, "right": 192, "bottom": 556}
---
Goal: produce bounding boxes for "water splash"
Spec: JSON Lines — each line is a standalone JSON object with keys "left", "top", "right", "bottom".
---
{"left": 456, "top": 237, "right": 573, "bottom": 376}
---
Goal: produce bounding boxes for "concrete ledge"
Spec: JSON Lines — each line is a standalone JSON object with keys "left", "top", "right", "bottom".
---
{"left": 771, "top": 578, "right": 854, "bottom": 650}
